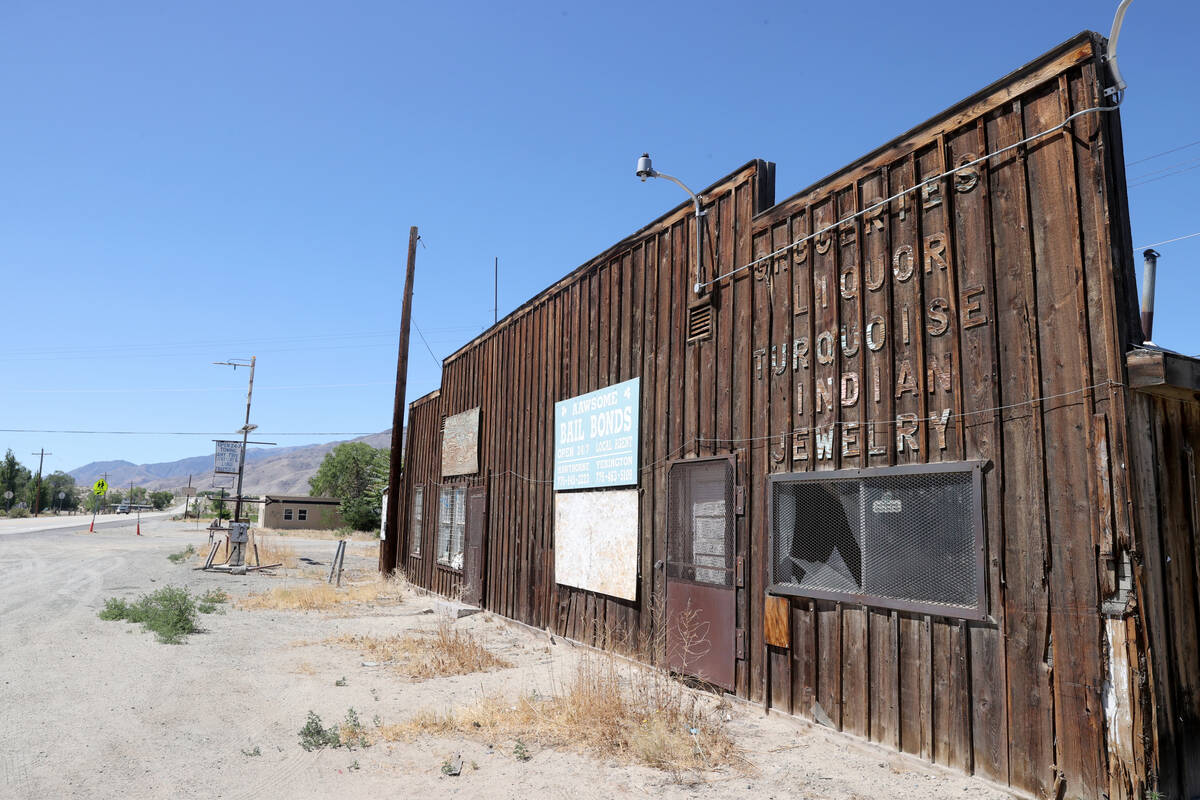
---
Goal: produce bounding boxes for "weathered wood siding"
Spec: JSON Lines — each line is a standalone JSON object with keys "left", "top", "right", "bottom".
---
{"left": 390, "top": 31, "right": 1192, "bottom": 799}
{"left": 1127, "top": 393, "right": 1200, "bottom": 799}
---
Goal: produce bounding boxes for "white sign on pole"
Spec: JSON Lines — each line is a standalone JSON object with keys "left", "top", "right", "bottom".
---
{"left": 214, "top": 440, "right": 242, "bottom": 475}
{"left": 211, "top": 473, "right": 236, "bottom": 489}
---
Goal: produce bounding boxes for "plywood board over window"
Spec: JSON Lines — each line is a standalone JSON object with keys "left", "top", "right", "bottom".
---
{"left": 442, "top": 407, "right": 480, "bottom": 476}
{"left": 554, "top": 489, "right": 638, "bottom": 601}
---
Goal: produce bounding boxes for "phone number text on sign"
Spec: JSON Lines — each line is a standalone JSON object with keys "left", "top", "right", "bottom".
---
{"left": 553, "top": 378, "right": 640, "bottom": 491}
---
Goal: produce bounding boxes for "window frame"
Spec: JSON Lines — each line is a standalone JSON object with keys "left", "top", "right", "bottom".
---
{"left": 436, "top": 485, "right": 466, "bottom": 571}
{"left": 409, "top": 486, "right": 424, "bottom": 558}
{"left": 283, "top": 508, "right": 293, "bottom": 521}
{"left": 666, "top": 454, "right": 737, "bottom": 588}
{"left": 298, "top": 509, "right": 307, "bottom": 521}
{"left": 766, "top": 461, "right": 988, "bottom": 621}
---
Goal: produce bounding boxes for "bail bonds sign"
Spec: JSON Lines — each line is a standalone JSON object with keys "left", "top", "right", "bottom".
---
{"left": 554, "top": 378, "right": 640, "bottom": 491}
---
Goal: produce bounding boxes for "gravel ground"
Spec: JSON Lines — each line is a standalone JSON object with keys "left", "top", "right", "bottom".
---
{"left": 0, "top": 519, "right": 1015, "bottom": 799}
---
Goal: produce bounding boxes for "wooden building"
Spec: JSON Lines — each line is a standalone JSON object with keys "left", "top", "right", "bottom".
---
{"left": 385, "top": 32, "right": 1200, "bottom": 799}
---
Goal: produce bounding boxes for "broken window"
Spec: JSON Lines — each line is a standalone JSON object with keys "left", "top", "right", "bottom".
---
{"left": 437, "top": 486, "right": 466, "bottom": 570}
{"left": 768, "top": 462, "right": 986, "bottom": 619}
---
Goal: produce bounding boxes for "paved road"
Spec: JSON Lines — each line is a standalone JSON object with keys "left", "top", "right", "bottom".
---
{"left": 0, "top": 507, "right": 183, "bottom": 537}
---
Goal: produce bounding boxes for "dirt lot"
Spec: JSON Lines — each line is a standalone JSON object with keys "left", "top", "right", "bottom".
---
{"left": 0, "top": 519, "right": 1015, "bottom": 799}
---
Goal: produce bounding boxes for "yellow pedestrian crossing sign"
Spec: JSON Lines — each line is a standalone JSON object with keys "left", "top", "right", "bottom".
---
{"left": 92, "top": 479, "right": 108, "bottom": 496}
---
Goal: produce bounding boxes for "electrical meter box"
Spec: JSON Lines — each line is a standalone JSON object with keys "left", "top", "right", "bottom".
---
{"left": 229, "top": 522, "right": 250, "bottom": 543}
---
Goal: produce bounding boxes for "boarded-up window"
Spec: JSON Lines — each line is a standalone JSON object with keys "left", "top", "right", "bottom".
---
{"left": 768, "top": 462, "right": 986, "bottom": 619}
{"left": 437, "top": 486, "right": 466, "bottom": 570}
{"left": 667, "top": 458, "right": 735, "bottom": 586}
{"left": 410, "top": 486, "right": 424, "bottom": 557}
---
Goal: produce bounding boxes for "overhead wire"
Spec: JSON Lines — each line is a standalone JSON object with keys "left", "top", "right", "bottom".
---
{"left": 699, "top": 102, "right": 1122, "bottom": 291}
{"left": 1125, "top": 136, "right": 1200, "bottom": 167}
{"left": 1135, "top": 230, "right": 1200, "bottom": 250}
{"left": 1127, "top": 161, "right": 1200, "bottom": 188}
{"left": 0, "top": 429, "right": 376, "bottom": 436}
{"left": 414, "top": 379, "right": 1122, "bottom": 488}
{"left": 3, "top": 381, "right": 394, "bottom": 395}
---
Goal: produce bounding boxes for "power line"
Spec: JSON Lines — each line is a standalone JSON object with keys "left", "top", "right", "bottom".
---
{"left": 4, "top": 381, "right": 394, "bottom": 395}
{"left": 700, "top": 102, "right": 1121, "bottom": 290}
{"left": 1126, "top": 137, "right": 1200, "bottom": 167}
{"left": 0, "top": 429, "right": 377, "bottom": 436}
{"left": 1135, "top": 230, "right": 1200, "bottom": 250}
{"left": 412, "top": 321, "right": 441, "bottom": 366}
{"left": 1126, "top": 154, "right": 1200, "bottom": 182}
{"left": 1128, "top": 161, "right": 1200, "bottom": 188}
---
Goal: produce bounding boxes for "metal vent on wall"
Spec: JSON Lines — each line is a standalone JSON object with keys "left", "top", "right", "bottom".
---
{"left": 767, "top": 462, "right": 986, "bottom": 620}
{"left": 687, "top": 303, "right": 713, "bottom": 342}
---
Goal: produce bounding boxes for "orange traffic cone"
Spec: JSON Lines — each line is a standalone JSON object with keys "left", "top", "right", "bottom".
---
{"left": 136, "top": 520, "right": 141, "bottom": 536}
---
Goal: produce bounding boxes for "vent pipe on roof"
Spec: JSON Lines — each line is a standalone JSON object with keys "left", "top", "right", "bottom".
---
{"left": 1141, "top": 248, "right": 1159, "bottom": 344}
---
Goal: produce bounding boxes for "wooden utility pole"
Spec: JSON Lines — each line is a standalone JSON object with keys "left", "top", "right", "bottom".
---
{"left": 31, "top": 448, "right": 50, "bottom": 517}
{"left": 213, "top": 356, "right": 257, "bottom": 524}
{"left": 381, "top": 225, "right": 418, "bottom": 573}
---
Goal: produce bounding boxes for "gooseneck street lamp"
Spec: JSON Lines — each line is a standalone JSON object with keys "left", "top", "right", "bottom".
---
{"left": 635, "top": 153, "right": 706, "bottom": 295}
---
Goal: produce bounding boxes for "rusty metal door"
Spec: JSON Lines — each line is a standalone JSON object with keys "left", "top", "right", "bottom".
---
{"left": 462, "top": 486, "right": 487, "bottom": 607}
{"left": 665, "top": 458, "right": 736, "bottom": 690}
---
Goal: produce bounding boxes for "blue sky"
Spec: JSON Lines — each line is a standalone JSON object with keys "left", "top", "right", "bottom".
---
{"left": 2, "top": 0, "right": 1197, "bottom": 477}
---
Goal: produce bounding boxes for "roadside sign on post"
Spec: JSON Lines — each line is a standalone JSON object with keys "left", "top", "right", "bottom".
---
{"left": 214, "top": 441, "right": 242, "bottom": 475}
{"left": 183, "top": 486, "right": 197, "bottom": 497}
{"left": 93, "top": 479, "right": 108, "bottom": 496}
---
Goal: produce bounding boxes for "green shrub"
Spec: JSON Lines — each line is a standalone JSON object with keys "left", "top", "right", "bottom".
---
{"left": 99, "top": 597, "right": 134, "bottom": 620}
{"left": 298, "top": 709, "right": 371, "bottom": 751}
{"left": 7, "top": 507, "right": 29, "bottom": 519}
{"left": 167, "top": 545, "right": 197, "bottom": 563}
{"left": 97, "top": 586, "right": 200, "bottom": 643}
{"left": 200, "top": 589, "right": 229, "bottom": 604}
{"left": 299, "top": 711, "right": 341, "bottom": 751}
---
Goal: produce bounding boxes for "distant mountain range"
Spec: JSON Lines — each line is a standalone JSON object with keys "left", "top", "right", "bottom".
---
{"left": 69, "top": 430, "right": 393, "bottom": 496}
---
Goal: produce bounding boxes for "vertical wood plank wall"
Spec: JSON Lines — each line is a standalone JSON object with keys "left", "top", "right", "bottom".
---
{"left": 390, "top": 32, "right": 1192, "bottom": 799}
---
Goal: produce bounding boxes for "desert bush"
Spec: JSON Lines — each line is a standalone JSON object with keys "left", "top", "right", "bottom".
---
{"left": 299, "top": 708, "right": 370, "bottom": 751}
{"left": 98, "top": 585, "right": 200, "bottom": 644}
{"left": 379, "top": 617, "right": 745, "bottom": 778}
{"left": 167, "top": 545, "right": 197, "bottom": 563}
{"left": 329, "top": 618, "right": 510, "bottom": 681}
{"left": 7, "top": 507, "right": 29, "bottom": 519}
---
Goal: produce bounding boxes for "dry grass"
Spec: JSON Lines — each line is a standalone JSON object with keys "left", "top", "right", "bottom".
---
{"left": 327, "top": 619, "right": 511, "bottom": 681}
{"left": 250, "top": 534, "right": 299, "bottom": 568}
{"left": 255, "top": 527, "right": 379, "bottom": 542}
{"left": 238, "top": 574, "right": 407, "bottom": 611}
{"left": 186, "top": 533, "right": 299, "bottom": 569}
{"left": 377, "top": 642, "right": 745, "bottom": 778}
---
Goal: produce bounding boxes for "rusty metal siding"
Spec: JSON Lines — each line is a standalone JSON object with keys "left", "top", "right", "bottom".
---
{"left": 383, "top": 31, "right": 1183, "bottom": 799}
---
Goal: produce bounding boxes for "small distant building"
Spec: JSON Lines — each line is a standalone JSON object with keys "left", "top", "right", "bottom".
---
{"left": 261, "top": 495, "right": 342, "bottom": 530}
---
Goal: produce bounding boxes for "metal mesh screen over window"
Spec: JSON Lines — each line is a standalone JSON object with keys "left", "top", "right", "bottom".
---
{"left": 667, "top": 459, "right": 735, "bottom": 587}
{"left": 769, "top": 463, "right": 985, "bottom": 619}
